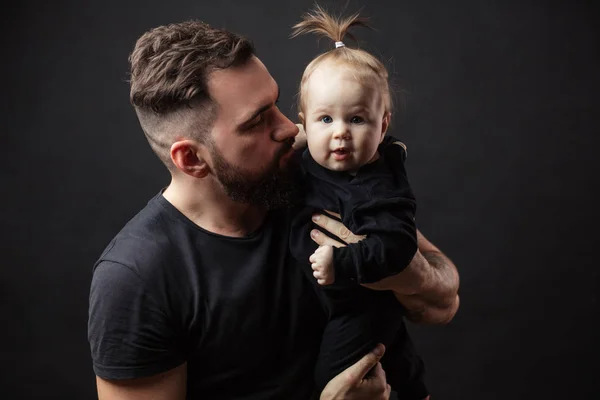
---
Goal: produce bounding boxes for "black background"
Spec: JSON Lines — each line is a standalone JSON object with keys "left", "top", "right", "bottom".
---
{"left": 2, "top": 0, "right": 599, "bottom": 398}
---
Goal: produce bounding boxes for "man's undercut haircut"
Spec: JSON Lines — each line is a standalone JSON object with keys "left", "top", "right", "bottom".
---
{"left": 128, "top": 20, "right": 255, "bottom": 168}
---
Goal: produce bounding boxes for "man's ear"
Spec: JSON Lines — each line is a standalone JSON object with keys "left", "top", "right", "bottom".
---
{"left": 380, "top": 112, "right": 391, "bottom": 143}
{"left": 170, "top": 140, "right": 210, "bottom": 178}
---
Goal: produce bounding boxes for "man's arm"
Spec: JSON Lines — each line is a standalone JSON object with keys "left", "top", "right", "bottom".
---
{"left": 382, "top": 230, "right": 459, "bottom": 324}
{"left": 310, "top": 214, "right": 460, "bottom": 324}
{"left": 96, "top": 363, "right": 187, "bottom": 400}
{"left": 361, "top": 230, "right": 459, "bottom": 324}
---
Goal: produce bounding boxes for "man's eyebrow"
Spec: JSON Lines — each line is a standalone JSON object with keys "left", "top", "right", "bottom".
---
{"left": 239, "top": 87, "right": 280, "bottom": 127}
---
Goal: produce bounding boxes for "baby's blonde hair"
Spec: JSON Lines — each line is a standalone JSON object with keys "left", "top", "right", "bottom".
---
{"left": 291, "top": 5, "right": 392, "bottom": 115}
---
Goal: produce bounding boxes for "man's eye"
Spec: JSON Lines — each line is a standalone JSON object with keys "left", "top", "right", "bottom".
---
{"left": 249, "top": 114, "right": 264, "bottom": 128}
{"left": 321, "top": 116, "right": 333, "bottom": 123}
{"left": 350, "top": 116, "right": 364, "bottom": 124}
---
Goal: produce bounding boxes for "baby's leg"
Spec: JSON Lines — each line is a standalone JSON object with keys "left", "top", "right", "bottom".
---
{"left": 378, "top": 309, "right": 429, "bottom": 399}
{"left": 314, "top": 307, "right": 376, "bottom": 391}
{"left": 313, "top": 287, "right": 404, "bottom": 391}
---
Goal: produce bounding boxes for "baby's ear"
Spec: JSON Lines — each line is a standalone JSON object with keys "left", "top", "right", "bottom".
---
{"left": 380, "top": 112, "right": 391, "bottom": 142}
{"left": 298, "top": 112, "right": 305, "bottom": 125}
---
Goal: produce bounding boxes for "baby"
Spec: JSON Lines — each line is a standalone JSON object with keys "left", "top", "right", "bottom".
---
{"left": 289, "top": 6, "right": 428, "bottom": 400}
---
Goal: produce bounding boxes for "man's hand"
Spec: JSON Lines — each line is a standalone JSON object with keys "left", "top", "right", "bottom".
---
{"left": 310, "top": 212, "right": 365, "bottom": 246}
{"left": 320, "top": 344, "right": 391, "bottom": 400}
{"left": 309, "top": 245, "right": 335, "bottom": 285}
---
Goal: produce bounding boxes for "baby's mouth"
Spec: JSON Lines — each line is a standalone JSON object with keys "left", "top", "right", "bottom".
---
{"left": 332, "top": 148, "right": 351, "bottom": 160}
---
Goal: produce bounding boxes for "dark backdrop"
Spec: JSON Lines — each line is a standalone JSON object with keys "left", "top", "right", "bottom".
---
{"left": 2, "top": 0, "right": 598, "bottom": 398}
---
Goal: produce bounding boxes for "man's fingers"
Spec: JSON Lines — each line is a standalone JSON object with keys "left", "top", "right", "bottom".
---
{"left": 363, "top": 360, "right": 390, "bottom": 399}
{"left": 371, "top": 361, "right": 386, "bottom": 382}
{"left": 323, "top": 210, "right": 341, "bottom": 219}
{"left": 311, "top": 214, "right": 365, "bottom": 244}
{"left": 310, "top": 229, "right": 346, "bottom": 248}
{"left": 347, "top": 344, "right": 386, "bottom": 381}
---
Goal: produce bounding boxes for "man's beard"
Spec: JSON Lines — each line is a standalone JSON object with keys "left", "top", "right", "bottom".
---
{"left": 209, "top": 139, "right": 302, "bottom": 209}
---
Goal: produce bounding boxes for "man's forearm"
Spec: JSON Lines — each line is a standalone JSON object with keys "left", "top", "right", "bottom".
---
{"left": 393, "top": 250, "right": 460, "bottom": 324}
{"left": 362, "top": 230, "right": 460, "bottom": 324}
{"left": 395, "top": 248, "right": 459, "bottom": 324}
{"left": 394, "top": 292, "right": 460, "bottom": 324}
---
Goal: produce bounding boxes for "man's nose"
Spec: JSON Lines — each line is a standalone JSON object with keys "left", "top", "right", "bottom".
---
{"left": 272, "top": 108, "right": 299, "bottom": 141}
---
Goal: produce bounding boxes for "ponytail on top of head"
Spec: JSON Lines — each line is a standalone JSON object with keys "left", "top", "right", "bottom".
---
{"left": 290, "top": 4, "right": 370, "bottom": 46}
{"left": 292, "top": 4, "right": 393, "bottom": 115}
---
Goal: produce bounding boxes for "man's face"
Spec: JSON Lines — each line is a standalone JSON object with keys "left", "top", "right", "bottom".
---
{"left": 206, "top": 56, "right": 300, "bottom": 208}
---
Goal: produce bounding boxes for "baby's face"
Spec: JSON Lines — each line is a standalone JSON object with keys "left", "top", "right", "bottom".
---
{"left": 302, "top": 63, "right": 388, "bottom": 173}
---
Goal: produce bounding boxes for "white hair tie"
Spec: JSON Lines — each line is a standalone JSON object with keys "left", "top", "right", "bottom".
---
{"left": 335, "top": 41, "right": 345, "bottom": 48}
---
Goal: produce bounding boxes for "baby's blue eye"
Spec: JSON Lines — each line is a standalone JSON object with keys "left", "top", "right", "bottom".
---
{"left": 321, "top": 116, "right": 333, "bottom": 123}
{"left": 350, "top": 116, "right": 364, "bottom": 124}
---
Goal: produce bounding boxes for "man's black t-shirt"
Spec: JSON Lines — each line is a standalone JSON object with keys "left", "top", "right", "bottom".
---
{"left": 88, "top": 193, "right": 326, "bottom": 399}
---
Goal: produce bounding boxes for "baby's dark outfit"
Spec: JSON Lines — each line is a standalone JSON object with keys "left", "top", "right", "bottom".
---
{"left": 290, "top": 136, "right": 428, "bottom": 399}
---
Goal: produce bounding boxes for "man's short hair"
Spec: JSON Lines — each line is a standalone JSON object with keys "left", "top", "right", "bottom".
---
{"left": 128, "top": 20, "right": 254, "bottom": 168}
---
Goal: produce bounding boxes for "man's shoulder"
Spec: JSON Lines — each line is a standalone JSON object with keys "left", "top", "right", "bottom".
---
{"left": 94, "top": 194, "right": 183, "bottom": 277}
{"left": 94, "top": 198, "right": 294, "bottom": 280}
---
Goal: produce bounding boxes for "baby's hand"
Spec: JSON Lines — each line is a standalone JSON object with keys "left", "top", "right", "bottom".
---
{"left": 309, "top": 245, "right": 334, "bottom": 285}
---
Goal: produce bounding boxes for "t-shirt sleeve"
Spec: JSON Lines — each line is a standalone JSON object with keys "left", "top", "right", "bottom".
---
{"left": 88, "top": 260, "right": 185, "bottom": 380}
